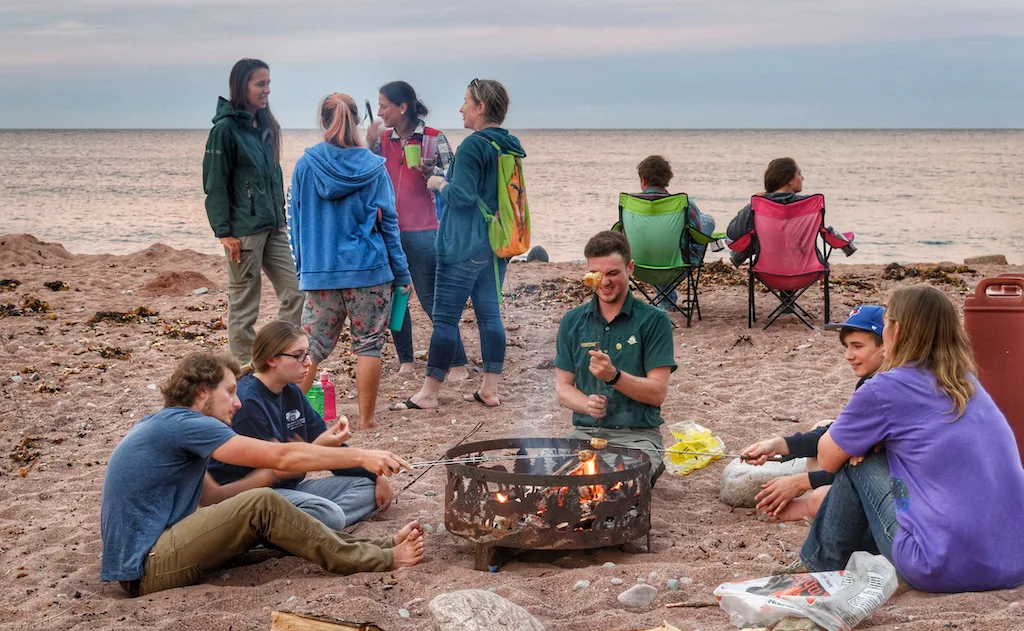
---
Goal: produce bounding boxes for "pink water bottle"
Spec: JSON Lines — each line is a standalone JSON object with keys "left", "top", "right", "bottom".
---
{"left": 320, "top": 370, "right": 336, "bottom": 421}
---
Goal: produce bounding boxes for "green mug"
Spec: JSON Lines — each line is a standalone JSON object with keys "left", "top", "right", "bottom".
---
{"left": 404, "top": 144, "right": 421, "bottom": 169}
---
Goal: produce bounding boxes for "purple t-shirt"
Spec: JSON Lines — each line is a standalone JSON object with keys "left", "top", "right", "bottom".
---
{"left": 829, "top": 365, "right": 1024, "bottom": 593}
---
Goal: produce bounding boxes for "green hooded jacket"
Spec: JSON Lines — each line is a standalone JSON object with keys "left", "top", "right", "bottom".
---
{"left": 202, "top": 97, "right": 286, "bottom": 238}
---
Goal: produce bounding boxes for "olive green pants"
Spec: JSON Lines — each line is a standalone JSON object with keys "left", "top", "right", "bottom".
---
{"left": 130, "top": 488, "right": 392, "bottom": 596}
{"left": 226, "top": 228, "right": 302, "bottom": 365}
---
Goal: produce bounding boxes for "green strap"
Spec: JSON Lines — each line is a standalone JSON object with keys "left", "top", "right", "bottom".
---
{"left": 493, "top": 254, "right": 502, "bottom": 305}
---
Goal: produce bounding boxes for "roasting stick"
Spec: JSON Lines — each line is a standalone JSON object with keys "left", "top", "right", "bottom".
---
{"left": 344, "top": 421, "right": 485, "bottom": 533}
{"left": 408, "top": 450, "right": 793, "bottom": 468}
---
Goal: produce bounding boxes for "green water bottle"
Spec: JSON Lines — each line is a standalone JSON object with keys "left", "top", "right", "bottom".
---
{"left": 306, "top": 380, "right": 324, "bottom": 417}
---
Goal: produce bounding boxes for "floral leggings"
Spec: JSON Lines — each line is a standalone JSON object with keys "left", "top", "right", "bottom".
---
{"left": 301, "top": 283, "right": 392, "bottom": 362}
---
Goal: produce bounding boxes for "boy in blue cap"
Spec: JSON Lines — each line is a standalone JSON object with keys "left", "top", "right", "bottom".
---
{"left": 740, "top": 305, "right": 885, "bottom": 522}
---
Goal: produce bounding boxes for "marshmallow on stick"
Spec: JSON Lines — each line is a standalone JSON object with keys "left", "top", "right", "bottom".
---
{"left": 584, "top": 271, "right": 603, "bottom": 288}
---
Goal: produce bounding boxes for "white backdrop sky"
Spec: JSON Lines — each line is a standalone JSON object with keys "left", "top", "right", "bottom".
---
{"left": 2, "top": 0, "right": 1023, "bottom": 128}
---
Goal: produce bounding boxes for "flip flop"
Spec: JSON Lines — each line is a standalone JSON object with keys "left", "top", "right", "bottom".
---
{"left": 389, "top": 399, "right": 422, "bottom": 411}
{"left": 468, "top": 391, "right": 501, "bottom": 408}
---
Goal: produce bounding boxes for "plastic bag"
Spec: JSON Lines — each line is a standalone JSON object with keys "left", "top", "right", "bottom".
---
{"left": 664, "top": 421, "right": 725, "bottom": 476}
{"left": 713, "top": 552, "right": 898, "bottom": 631}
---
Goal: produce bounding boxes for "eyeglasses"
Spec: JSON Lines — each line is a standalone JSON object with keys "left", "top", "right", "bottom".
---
{"left": 276, "top": 351, "right": 310, "bottom": 363}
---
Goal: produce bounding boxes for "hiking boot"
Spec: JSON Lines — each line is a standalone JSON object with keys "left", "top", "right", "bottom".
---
{"left": 771, "top": 559, "right": 810, "bottom": 575}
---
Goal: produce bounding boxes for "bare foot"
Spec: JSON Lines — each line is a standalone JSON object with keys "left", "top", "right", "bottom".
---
{"left": 772, "top": 497, "right": 813, "bottom": 522}
{"left": 448, "top": 366, "right": 470, "bottom": 382}
{"left": 393, "top": 521, "right": 422, "bottom": 546}
{"left": 464, "top": 391, "right": 500, "bottom": 407}
{"left": 398, "top": 363, "right": 415, "bottom": 375}
{"left": 391, "top": 531, "right": 425, "bottom": 568}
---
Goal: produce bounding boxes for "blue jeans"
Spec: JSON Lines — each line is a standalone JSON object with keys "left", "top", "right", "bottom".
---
{"left": 391, "top": 230, "right": 467, "bottom": 366}
{"left": 275, "top": 475, "right": 377, "bottom": 531}
{"left": 800, "top": 451, "right": 899, "bottom": 571}
{"left": 427, "top": 246, "right": 507, "bottom": 382}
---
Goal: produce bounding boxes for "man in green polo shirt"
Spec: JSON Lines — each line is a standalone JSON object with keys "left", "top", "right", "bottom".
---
{"left": 554, "top": 231, "right": 677, "bottom": 483}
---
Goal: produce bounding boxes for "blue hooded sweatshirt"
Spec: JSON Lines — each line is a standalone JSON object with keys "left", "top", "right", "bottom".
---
{"left": 288, "top": 142, "right": 410, "bottom": 290}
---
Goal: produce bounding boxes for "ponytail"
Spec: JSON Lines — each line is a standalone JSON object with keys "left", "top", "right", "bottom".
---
{"left": 319, "top": 93, "right": 362, "bottom": 148}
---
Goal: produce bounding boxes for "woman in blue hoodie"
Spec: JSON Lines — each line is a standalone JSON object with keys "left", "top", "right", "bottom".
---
{"left": 288, "top": 93, "right": 411, "bottom": 430}
{"left": 390, "top": 79, "right": 525, "bottom": 411}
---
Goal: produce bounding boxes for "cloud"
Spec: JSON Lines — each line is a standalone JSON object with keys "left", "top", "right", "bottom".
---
{"left": 1, "top": 0, "right": 1022, "bottom": 71}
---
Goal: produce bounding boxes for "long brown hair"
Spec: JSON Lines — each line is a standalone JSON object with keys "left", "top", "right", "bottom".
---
{"left": 882, "top": 284, "right": 976, "bottom": 419}
{"left": 250, "top": 320, "right": 307, "bottom": 374}
{"left": 763, "top": 157, "right": 799, "bottom": 193}
{"left": 228, "top": 58, "right": 282, "bottom": 165}
{"left": 319, "top": 93, "right": 362, "bottom": 148}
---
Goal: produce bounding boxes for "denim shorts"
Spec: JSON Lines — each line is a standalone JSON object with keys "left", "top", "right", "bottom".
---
{"left": 301, "top": 283, "right": 392, "bottom": 362}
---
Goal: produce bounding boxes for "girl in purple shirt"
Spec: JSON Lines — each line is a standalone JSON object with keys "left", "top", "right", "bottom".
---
{"left": 794, "top": 284, "right": 1024, "bottom": 593}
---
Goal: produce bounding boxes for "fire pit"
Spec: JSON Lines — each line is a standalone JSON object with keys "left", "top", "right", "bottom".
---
{"left": 443, "top": 438, "right": 652, "bottom": 570}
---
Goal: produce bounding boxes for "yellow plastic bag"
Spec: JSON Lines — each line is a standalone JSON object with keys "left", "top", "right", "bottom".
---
{"left": 664, "top": 421, "right": 725, "bottom": 476}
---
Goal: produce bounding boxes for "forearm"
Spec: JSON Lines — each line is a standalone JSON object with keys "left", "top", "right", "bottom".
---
{"left": 276, "top": 441, "right": 365, "bottom": 472}
{"left": 555, "top": 381, "right": 593, "bottom": 416}
{"left": 612, "top": 371, "right": 667, "bottom": 407}
{"left": 201, "top": 469, "right": 276, "bottom": 506}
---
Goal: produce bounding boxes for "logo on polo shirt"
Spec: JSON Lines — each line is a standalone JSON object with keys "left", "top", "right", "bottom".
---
{"left": 627, "top": 335, "right": 637, "bottom": 345}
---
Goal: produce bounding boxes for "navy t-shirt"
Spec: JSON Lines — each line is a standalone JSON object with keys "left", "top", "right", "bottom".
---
{"left": 100, "top": 407, "right": 236, "bottom": 582}
{"left": 207, "top": 373, "right": 375, "bottom": 487}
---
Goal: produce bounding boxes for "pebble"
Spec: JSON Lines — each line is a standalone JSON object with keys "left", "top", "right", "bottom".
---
{"left": 193, "top": 287, "right": 209, "bottom": 295}
{"left": 28, "top": 373, "right": 40, "bottom": 382}
{"left": 86, "top": 402, "right": 96, "bottom": 407}
{"left": 220, "top": 573, "right": 231, "bottom": 580}
{"left": 616, "top": 584, "right": 658, "bottom": 608}
{"left": 636, "top": 577, "right": 645, "bottom": 584}
{"left": 424, "top": 490, "right": 437, "bottom": 497}
{"left": 374, "top": 432, "right": 381, "bottom": 439}
{"left": 44, "top": 372, "right": 53, "bottom": 379}
{"left": 398, "top": 608, "right": 410, "bottom": 618}
{"left": 147, "top": 384, "right": 158, "bottom": 391}
{"left": 451, "top": 419, "right": 457, "bottom": 425}
{"left": 573, "top": 580, "right": 591, "bottom": 590}
{"left": 648, "top": 571, "right": 658, "bottom": 578}
{"left": 666, "top": 579, "right": 680, "bottom": 591}
{"left": 436, "top": 523, "right": 446, "bottom": 533}
{"left": 423, "top": 524, "right": 434, "bottom": 534}
{"left": 678, "top": 577, "right": 694, "bottom": 585}
{"left": 123, "top": 290, "right": 133, "bottom": 295}
{"left": 285, "top": 580, "right": 291, "bottom": 585}
{"left": 123, "top": 387, "right": 131, "bottom": 393}
{"left": 287, "top": 596, "right": 297, "bottom": 602}
{"left": 610, "top": 578, "right": 624, "bottom": 585}
{"left": 602, "top": 562, "right": 616, "bottom": 568}
{"left": 10, "top": 375, "right": 22, "bottom": 383}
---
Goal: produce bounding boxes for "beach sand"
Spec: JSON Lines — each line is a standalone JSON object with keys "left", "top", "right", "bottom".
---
{"left": 1, "top": 233, "right": 1021, "bottom": 631}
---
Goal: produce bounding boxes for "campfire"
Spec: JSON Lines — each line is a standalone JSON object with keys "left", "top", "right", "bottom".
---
{"left": 443, "top": 438, "right": 652, "bottom": 570}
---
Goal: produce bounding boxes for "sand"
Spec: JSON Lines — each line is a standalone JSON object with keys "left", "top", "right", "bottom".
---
{"left": 1, "top": 233, "right": 1021, "bottom": 631}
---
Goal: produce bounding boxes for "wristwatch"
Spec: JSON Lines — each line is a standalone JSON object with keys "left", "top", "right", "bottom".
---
{"left": 605, "top": 369, "right": 622, "bottom": 386}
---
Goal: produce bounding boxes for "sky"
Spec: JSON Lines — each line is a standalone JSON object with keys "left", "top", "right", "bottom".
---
{"left": 1, "top": 0, "right": 1023, "bottom": 129}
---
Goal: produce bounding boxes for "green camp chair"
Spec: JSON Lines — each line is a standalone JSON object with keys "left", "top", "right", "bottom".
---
{"left": 613, "top": 192, "right": 717, "bottom": 327}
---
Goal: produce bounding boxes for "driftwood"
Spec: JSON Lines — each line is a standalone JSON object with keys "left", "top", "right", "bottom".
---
{"left": 270, "top": 611, "right": 384, "bottom": 631}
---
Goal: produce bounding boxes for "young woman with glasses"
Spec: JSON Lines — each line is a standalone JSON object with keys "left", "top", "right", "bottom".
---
{"left": 204, "top": 320, "right": 392, "bottom": 530}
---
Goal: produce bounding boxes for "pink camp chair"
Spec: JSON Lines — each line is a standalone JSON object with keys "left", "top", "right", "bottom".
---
{"left": 727, "top": 194, "right": 854, "bottom": 329}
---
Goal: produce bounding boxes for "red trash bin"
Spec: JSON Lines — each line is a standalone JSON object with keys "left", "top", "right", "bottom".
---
{"left": 963, "top": 275, "right": 1024, "bottom": 465}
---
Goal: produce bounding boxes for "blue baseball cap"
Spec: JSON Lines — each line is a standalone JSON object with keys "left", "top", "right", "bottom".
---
{"left": 824, "top": 305, "right": 885, "bottom": 335}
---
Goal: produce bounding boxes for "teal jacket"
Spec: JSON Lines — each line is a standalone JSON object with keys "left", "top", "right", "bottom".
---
{"left": 437, "top": 128, "right": 525, "bottom": 264}
{"left": 202, "top": 97, "right": 286, "bottom": 238}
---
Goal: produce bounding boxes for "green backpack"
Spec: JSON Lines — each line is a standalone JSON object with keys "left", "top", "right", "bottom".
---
{"left": 475, "top": 140, "right": 530, "bottom": 301}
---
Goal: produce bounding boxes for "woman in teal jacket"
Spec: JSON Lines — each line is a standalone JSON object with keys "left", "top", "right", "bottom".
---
{"left": 288, "top": 93, "right": 411, "bottom": 430}
{"left": 391, "top": 79, "right": 525, "bottom": 412}
{"left": 202, "top": 58, "right": 302, "bottom": 366}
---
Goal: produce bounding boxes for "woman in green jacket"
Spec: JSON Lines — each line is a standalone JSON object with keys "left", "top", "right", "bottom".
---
{"left": 202, "top": 58, "right": 302, "bottom": 365}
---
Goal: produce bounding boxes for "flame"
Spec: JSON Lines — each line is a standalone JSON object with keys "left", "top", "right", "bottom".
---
{"left": 495, "top": 492, "right": 508, "bottom": 503}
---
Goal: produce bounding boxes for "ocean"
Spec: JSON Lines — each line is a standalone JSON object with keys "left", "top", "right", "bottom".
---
{"left": 1, "top": 129, "right": 1021, "bottom": 263}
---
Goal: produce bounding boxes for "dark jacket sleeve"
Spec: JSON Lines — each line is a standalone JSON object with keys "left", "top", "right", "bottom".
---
{"left": 783, "top": 423, "right": 831, "bottom": 459}
{"left": 808, "top": 469, "right": 836, "bottom": 489}
{"left": 726, "top": 203, "right": 754, "bottom": 266}
{"left": 440, "top": 136, "right": 487, "bottom": 214}
{"left": 203, "top": 122, "right": 235, "bottom": 238}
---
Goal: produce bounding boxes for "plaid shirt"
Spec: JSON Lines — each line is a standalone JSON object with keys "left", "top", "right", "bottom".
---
{"left": 371, "top": 119, "right": 453, "bottom": 178}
